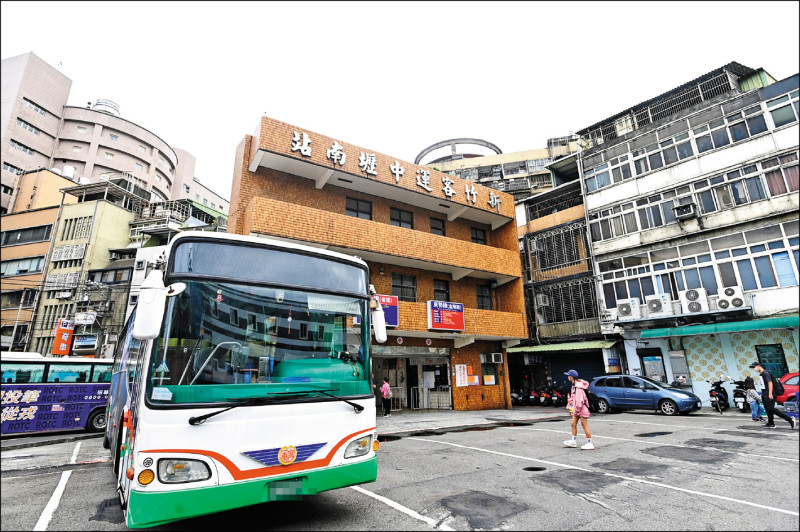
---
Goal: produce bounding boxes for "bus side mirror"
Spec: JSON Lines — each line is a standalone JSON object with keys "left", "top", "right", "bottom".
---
{"left": 369, "top": 285, "right": 387, "bottom": 344}
{"left": 132, "top": 270, "right": 167, "bottom": 340}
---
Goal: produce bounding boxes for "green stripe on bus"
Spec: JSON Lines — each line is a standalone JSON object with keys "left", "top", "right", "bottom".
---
{"left": 126, "top": 457, "right": 378, "bottom": 528}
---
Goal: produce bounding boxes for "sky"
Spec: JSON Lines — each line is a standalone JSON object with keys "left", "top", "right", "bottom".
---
{"left": 2, "top": 1, "right": 798, "bottom": 202}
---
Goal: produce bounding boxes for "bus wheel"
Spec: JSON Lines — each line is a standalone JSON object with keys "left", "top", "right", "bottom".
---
{"left": 87, "top": 409, "right": 107, "bottom": 432}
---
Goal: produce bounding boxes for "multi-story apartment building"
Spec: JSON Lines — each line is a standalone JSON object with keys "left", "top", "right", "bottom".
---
{"left": 171, "top": 148, "right": 229, "bottom": 214}
{"left": 1, "top": 52, "right": 72, "bottom": 214}
{"left": 420, "top": 136, "right": 579, "bottom": 201}
{"left": 1, "top": 169, "right": 77, "bottom": 350}
{"left": 576, "top": 62, "right": 798, "bottom": 399}
{"left": 508, "top": 178, "right": 618, "bottom": 393}
{"left": 228, "top": 116, "right": 527, "bottom": 411}
{"left": 2, "top": 52, "right": 227, "bottom": 213}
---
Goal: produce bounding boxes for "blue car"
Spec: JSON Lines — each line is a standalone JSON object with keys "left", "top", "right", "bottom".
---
{"left": 588, "top": 375, "right": 703, "bottom": 416}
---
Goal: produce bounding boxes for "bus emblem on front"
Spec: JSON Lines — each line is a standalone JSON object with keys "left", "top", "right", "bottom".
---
{"left": 278, "top": 446, "right": 297, "bottom": 465}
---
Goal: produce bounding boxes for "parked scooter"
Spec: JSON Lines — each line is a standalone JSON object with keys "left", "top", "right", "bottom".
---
{"left": 536, "top": 385, "right": 552, "bottom": 406}
{"left": 707, "top": 376, "right": 730, "bottom": 413}
{"left": 528, "top": 388, "right": 540, "bottom": 405}
{"left": 729, "top": 377, "right": 749, "bottom": 413}
{"left": 511, "top": 388, "right": 531, "bottom": 407}
{"left": 550, "top": 383, "right": 568, "bottom": 407}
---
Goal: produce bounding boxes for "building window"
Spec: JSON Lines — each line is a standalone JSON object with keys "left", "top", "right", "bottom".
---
{"left": 1, "top": 225, "right": 52, "bottom": 246}
{"left": 767, "top": 92, "right": 799, "bottom": 128}
{"left": 134, "top": 163, "right": 143, "bottom": 171}
{"left": 109, "top": 134, "right": 118, "bottom": 141}
{"left": 10, "top": 140, "right": 34, "bottom": 156}
{"left": 183, "top": 184, "right": 190, "bottom": 193}
{"left": 391, "top": 273, "right": 417, "bottom": 302}
{"left": 61, "top": 216, "right": 93, "bottom": 240}
{"left": 480, "top": 354, "right": 499, "bottom": 385}
{"left": 22, "top": 98, "right": 45, "bottom": 115}
{"left": 138, "top": 145, "right": 146, "bottom": 153}
{"left": 88, "top": 268, "right": 132, "bottom": 284}
{"left": 105, "top": 152, "right": 114, "bottom": 159}
{"left": 430, "top": 217, "right": 445, "bottom": 236}
{"left": 203, "top": 199, "right": 208, "bottom": 205}
{"left": 755, "top": 344, "right": 789, "bottom": 377}
{"left": 390, "top": 207, "right": 413, "bottom": 229}
{"left": 1, "top": 256, "right": 45, "bottom": 276}
{"left": 345, "top": 197, "right": 372, "bottom": 220}
{"left": 17, "top": 118, "right": 40, "bottom": 135}
{"left": 77, "top": 126, "right": 87, "bottom": 134}
{"left": 1, "top": 289, "right": 37, "bottom": 309}
{"left": 72, "top": 146, "right": 81, "bottom": 152}
{"left": 3, "top": 162, "right": 23, "bottom": 175}
{"left": 156, "top": 175, "right": 161, "bottom": 182}
{"left": 433, "top": 280, "right": 450, "bottom": 302}
{"left": 471, "top": 228, "right": 487, "bottom": 245}
{"left": 210, "top": 203, "right": 215, "bottom": 209}
{"left": 158, "top": 157, "right": 164, "bottom": 165}
{"left": 195, "top": 194, "right": 200, "bottom": 201}
{"left": 476, "top": 285, "right": 493, "bottom": 310}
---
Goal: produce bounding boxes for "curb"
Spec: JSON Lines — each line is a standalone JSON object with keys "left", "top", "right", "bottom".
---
{"left": 1, "top": 432, "right": 102, "bottom": 451}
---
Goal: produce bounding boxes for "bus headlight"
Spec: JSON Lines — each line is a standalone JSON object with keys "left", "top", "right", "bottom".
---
{"left": 157, "top": 459, "right": 211, "bottom": 483}
{"left": 344, "top": 435, "right": 372, "bottom": 459}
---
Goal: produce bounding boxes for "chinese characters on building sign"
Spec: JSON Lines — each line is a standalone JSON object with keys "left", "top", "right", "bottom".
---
{"left": 288, "top": 130, "right": 506, "bottom": 211}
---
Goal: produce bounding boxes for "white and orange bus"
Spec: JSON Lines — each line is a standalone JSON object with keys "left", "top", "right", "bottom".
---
{"left": 104, "top": 232, "right": 387, "bottom": 528}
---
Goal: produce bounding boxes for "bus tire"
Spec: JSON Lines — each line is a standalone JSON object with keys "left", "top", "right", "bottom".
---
{"left": 87, "top": 409, "right": 107, "bottom": 432}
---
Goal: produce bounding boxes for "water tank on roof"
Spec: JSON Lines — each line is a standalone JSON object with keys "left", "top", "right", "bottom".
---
{"left": 91, "top": 99, "right": 120, "bottom": 117}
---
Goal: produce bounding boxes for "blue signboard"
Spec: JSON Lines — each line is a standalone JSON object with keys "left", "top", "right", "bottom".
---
{"left": 0, "top": 383, "right": 109, "bottom": 434}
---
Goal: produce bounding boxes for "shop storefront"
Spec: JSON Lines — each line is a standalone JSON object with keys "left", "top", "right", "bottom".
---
{"left": 507, "top": 340, "right": 619, "bottom": 392}
{"left": 372, "top": 346, "right": 452, "bottom": 411}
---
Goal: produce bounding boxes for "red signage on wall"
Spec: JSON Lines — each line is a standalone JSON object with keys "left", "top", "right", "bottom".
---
{"left": 427, "top": 301, "right": 465, "bottom": 331}
{"left": 51, "top": 318, "right": 75, "bottom": 356}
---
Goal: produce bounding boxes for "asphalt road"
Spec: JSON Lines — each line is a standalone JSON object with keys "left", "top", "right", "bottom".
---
{"left": 1, "top": 409, "right": 798, "bottom": 531}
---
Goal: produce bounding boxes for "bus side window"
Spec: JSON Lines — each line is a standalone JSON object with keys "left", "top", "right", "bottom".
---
{"left": 1, "top": 363, "right": 45, "bottom": 384}
{"left": 113, "top": 309, "right": 137, "bottom": 375}
{"left": 92, "top": 364, "right": 113, "bottom": 383}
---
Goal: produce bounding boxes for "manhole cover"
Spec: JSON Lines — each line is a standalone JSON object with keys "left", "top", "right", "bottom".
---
{"left": 634, "top": 432, "right": 673, "bottom": 437}
{"left": 523, "top": 466, "right": 546, "bottom": 471}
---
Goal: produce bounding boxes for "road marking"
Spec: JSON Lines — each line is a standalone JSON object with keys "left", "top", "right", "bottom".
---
{"left": 32, "top": 441, "right": 81, "bottom": 531}
{"left": 516, "top": 427, "right": 799, "bottom": 463}
{"left": 409, "top": 437, "right": 799, "bottom": 517}
{"left": 351, "top": 485, "right": 455, "bottom": 530}
{"left": 70, "top": 442, "right": 81, "bottom": 464}
{"left": 595, "top": 418, "right": 798, "bottom": 433}
{"left": 32, "top": 471, "right": 72, "bottom": 531}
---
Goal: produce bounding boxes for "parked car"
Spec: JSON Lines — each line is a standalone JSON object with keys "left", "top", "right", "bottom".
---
{"left": 776, "top": 372, "right": 799, "bottom": 405}
{"left": 588, "top": 375, "right": 703, "bottom": 416}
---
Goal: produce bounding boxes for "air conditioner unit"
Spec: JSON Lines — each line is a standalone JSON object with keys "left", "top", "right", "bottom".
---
{"left": 616, "top": 298, "right": 641, "bottom": 320}
{"left": 645, "top": 293, "right": 674, "bottom": 317}
{"left": 717, "top": 286, "right": 746, "bottom": 310}
{"left": 673, "top": 203, "right": 697, "bottom": 220}
{"left": 490, "top": 352, "right": 503, "bottom": 364}
{"left": 535, "top": 293, "right": 550, "bottom": 307}
{"left": 679, "top": 288, "right": 709, "bottom": 313}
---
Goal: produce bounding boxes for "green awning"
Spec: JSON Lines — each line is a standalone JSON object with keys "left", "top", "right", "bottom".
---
{"left": 507, "top": 340, "right": 616, "bottom": 353}
{"left": 640, "top": 314, "right": 799, "bottom": 339}
{"left": 191, "top": 201, "right": 227, "bottom": 219}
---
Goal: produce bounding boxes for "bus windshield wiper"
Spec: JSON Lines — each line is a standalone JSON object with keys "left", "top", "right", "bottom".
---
{"left": 188, "top": 389, "right": 363, "bottom": 425}
{"left": 188, "top": 396, "right": 292, "bottom": 425}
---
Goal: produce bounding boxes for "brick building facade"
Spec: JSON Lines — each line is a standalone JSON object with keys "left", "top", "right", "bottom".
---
{"left": 228, "top": 116, "right": 528, "bottom": 411}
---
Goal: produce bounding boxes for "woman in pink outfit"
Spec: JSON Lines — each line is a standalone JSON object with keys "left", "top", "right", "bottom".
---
{"left": 563, "top": 369, "right": 594, "bottom": 450}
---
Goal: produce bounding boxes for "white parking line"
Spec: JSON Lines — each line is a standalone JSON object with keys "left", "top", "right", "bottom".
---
{"left": 33, "top": 441, "right": 80, "bottom": 531}
{"left": 409, "top": 437, "right": 799, "bottom": 517}
{"left": 516, "top": 427, "right": 799, "bottom": 463}
{"left": 350, "top": 485, "right": 455, "bottom": 530}
{"left": 595, "top": 418, "right": 798, "bottom": 432}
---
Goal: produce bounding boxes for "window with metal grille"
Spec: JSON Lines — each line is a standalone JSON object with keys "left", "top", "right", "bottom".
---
{"left": 390, "top": 207, "right": 413, "bottom": 229}
{"left": 430, "top": 217, "right": 445, "bottom": 236}
{"left": 476, "top": 285, "right": 492, "bottom": 310}
{"left": 535, "top": 277, "right": 598, "bottom": 324}
{"left": 391, "top": 273, "right": 416, "bottom": 302}
{"left": 471, "top": 228, "right": 487, "bottom": 245}
{"left": 1, "top": 225, "right": 52, "bottom": 246}
{"left": 346, "top": 197, "right": 372, "bottom": 220}
{"left": 434, "top": 280, "right": 450, "bottom": 302}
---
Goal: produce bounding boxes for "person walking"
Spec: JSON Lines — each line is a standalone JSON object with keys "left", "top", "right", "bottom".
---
{"left": 744, "top": 376, "right": 763, "bottom": 422}
{"left": 563, "top": 370, "right": 594, "bottom": 450}
{"left": 749, "top": 362, "right": 796, "bottom": 429}
{"left": 380, "top": 377, "right": 392, "bottom": 418}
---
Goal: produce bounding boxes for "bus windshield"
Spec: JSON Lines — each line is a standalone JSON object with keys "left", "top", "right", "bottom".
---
{"left": 146, "top": 280, "right": 371, "bottom": 405}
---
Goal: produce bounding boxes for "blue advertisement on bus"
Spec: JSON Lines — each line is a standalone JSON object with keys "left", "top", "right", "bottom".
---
{"left": 0, "top": 383, "right": 109, "bottom": 434}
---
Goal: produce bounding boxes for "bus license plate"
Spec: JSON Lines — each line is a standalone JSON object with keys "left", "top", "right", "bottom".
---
{"left": 269, "top": 478, "right": 303, "bottom": 501}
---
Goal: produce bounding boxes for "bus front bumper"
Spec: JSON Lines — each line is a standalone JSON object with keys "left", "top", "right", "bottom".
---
{"left": 126, "top": 457, "right": 378, "bottom": 528}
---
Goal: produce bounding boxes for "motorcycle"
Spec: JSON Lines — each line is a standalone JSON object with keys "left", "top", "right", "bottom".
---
{"left": 529, "top": 388, "right": 540, "bottom": 405}
{"left": 707, "top": 376, "right": 730, "bottom": 413}
{"left": 511, "top": 388, "right": 531, "bottom": 407}
{"left": 536, "top": 386, "right": 552, "bottom": 406}
{"left": 550, "top": 384, "right": 568, "bottom": 407}
{"left": 729, "top": 377, "right": 749, "bottom": 413}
